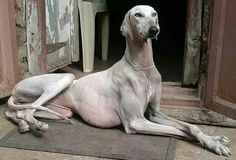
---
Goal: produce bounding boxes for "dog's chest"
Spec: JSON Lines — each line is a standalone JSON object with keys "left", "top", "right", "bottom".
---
{"left": 147, "top": 82, "right": 154, "bottom": 101}
{"left": 144, "top": 69, "right": 161, "bottom": 101}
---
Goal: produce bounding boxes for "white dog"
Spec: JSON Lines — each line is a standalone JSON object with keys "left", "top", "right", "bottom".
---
{"left": 6, "top": 5, "right": 230, "bottom": 156}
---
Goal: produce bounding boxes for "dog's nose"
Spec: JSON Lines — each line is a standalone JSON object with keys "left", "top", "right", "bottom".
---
{"left": 149, "top": 26, "right": 159, "bottom": 35}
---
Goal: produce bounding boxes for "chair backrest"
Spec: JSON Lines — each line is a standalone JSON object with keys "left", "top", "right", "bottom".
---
{"left": 78, "top": 0, "right": 107, "bottom": 12}
{"left": 81, "top": 0, "right": 106, "bottom": 3}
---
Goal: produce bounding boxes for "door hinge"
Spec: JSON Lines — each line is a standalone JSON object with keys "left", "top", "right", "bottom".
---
{"left": 46, "top": 41, "right": 68, "bottom": 54}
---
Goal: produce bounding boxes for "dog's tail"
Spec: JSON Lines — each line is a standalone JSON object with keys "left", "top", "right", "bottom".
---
{"left": 7, "top": 96, "right": 74, "bottom": 124}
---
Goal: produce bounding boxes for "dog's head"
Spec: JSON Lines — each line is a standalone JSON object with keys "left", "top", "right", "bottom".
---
{"left": 120, "top": 5, "right": 160, "bottom": 40}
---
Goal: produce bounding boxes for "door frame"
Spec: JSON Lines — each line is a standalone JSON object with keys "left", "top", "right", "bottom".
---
{"left": 204, "top": 0, "right": 236, "bottom": 119}
{"left": 0, "top": 0, "right": 19, "bottom": 98}
{"left": 26, "top": 0, "right": 47, "bottom": 75}
{"left": 182, "top": 0, "right": 203, "bottom": 86}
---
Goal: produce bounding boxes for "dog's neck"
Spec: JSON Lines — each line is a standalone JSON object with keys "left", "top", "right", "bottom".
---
{"left": 124, "top": 37, "right": 154, "bottom": 70}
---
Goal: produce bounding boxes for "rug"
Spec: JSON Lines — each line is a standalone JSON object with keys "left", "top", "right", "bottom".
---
{"left": 0, "top": 117, "right": 177, "bottom": 160}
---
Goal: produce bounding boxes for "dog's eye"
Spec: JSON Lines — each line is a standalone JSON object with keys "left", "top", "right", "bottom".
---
{"left": 152, "top": 12, "right": 157, "bottom": 17}
{"left": 135, "top": 13, "right": 142, "bottom": 18}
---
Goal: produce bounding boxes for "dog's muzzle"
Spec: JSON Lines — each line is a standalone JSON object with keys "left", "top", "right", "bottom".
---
{"left": 148, "top": 26, "right": 160, "bottom": 38}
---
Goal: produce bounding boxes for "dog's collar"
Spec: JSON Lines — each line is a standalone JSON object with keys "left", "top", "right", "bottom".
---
{"left": 124, "top": 55, "right": 155, "bottom": 71}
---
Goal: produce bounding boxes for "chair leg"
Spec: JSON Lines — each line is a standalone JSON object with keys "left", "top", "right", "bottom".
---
{"left": 80, "top": 3, "right": 96, "bottom": 72}
{"left": 101, "top": 12, "right": 109, "bottom": 61}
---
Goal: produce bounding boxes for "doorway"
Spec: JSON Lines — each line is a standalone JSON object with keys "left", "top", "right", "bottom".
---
{"left": 92, "top": 0, "right": 199, "bottom": 109}
{"left": 107, "top": 0, "right": 187, "bottom": 82}
{"left": 62, "top": 0, "right": 201, "bottom": 108}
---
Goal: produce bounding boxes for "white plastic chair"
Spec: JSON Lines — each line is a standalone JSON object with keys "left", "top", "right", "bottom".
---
{"left": 78, "top": 0, "right": 109, "bottom": 72}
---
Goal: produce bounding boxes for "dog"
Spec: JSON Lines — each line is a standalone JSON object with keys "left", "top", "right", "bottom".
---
{"left": 5, "top": 5, "right": 230, "bottom": 156}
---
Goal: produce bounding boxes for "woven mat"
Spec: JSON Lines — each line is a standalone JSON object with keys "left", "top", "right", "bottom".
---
{"left": 0, "top": 117, "right": 177, "bottom": 160}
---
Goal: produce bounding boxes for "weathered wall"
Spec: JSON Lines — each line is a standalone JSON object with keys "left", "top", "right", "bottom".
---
{"left": 14, "top": 0, "right": 80, "bottom": 77}
{"left": 15, "top": 0, "right": 30, "bottom": 79}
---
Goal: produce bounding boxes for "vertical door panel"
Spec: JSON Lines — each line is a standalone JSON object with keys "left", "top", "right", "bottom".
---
{"left": 205, "top": 0, "right": 236, "bottom": 119}
{"left": 26, "top": 0, "right": 47, "bottom": 74}
{"left": 183, "top": 0, "right": 202, "bottom": 86}
{"left": 0, "top": 0, "right": 19, "bottom": 98}
{"left": 46, "top": 0, "right": 72, "bottom": 72}
{"left": 217, "top": 0, "right": 236, "bottom": 104}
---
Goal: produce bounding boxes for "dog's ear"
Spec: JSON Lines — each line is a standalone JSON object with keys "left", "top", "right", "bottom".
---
{"left": 155, "top": 17, "right": 160, "bottom": 40}
{"left": 155, "top": 18, "right": 159, "bottom": 27}
{"left": 120, "top": 11, "right": 133, "bottom": 40}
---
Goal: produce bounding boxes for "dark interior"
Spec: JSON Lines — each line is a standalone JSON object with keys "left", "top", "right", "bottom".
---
{"left": 104, "top": 1, "right": 187, "bottom": 82}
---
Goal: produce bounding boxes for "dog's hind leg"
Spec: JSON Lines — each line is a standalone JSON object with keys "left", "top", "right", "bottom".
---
{"left": 10, "top": 73, "right": 75, "bottom": 110}
{"left": 34, "top": 103, "right": 73, "bottom": 120}
{"left": 5, "top": 110, "right": 30, "bottom": 133}
{"left": 6, "top": 108, "right": 49, "bottom": 132}
{"left": 6, "top": 73, "right": 75, "bottom": 132}
{"left": 15, "top": 108, "right": 50, "bottom": 132}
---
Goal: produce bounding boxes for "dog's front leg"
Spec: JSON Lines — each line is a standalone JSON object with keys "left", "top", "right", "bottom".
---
{"left": 118, "top": 89, "right": 192, "bottom": 139}
{"left": 148, "top": 94, "right": 230, "bottom": 156}
{"left": 147, "top": 76, "right": 230, "bottom": 156}
{"left": 148, "top": 110, "right": 230, "bottom": 156}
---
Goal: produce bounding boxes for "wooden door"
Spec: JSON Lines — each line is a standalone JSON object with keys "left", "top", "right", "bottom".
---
{"left": 0, "top": 0, "right": 19, "bottom": 98}
{"left": 205, "top": 0, "right": 236, "bottom": 119}
{"left": 26, "top": 0, "right": 79, "bottom": 75}
{"left": 45, "top": 0, "right": 79, "bottom": 72}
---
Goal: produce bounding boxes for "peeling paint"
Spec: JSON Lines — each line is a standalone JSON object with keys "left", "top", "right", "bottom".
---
{"left": 27, "top": 0, "right": 79, "bottom": 73}
{"left": 27, "top": 0, "right": 47, "bottom": 75}
{"left": 46, "top": 0, "right": 70, "bottom": 64}
{"left": 59, "top": 6, "right": 70, "bottom": 30}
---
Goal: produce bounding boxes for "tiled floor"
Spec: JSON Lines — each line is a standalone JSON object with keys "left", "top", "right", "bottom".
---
{"left": 0, "top": 102, "right": 235, "bottom": 160}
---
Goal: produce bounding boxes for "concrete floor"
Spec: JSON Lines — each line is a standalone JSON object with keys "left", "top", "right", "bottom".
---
{"left": 0, "top": 103, "right": 235, "bottom": 160}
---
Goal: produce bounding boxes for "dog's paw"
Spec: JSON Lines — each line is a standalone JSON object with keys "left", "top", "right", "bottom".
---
{"left": 33, "top": 121, "right": 49, "bottom": 132}
{"left": 19, "top": 120, "right": 30, "bottom": 133}
{"left": 211, "top": 135, "right": 230, "bottom": 146}
{"left": 203, "top": 135, "right": 231, "bottom": 157}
